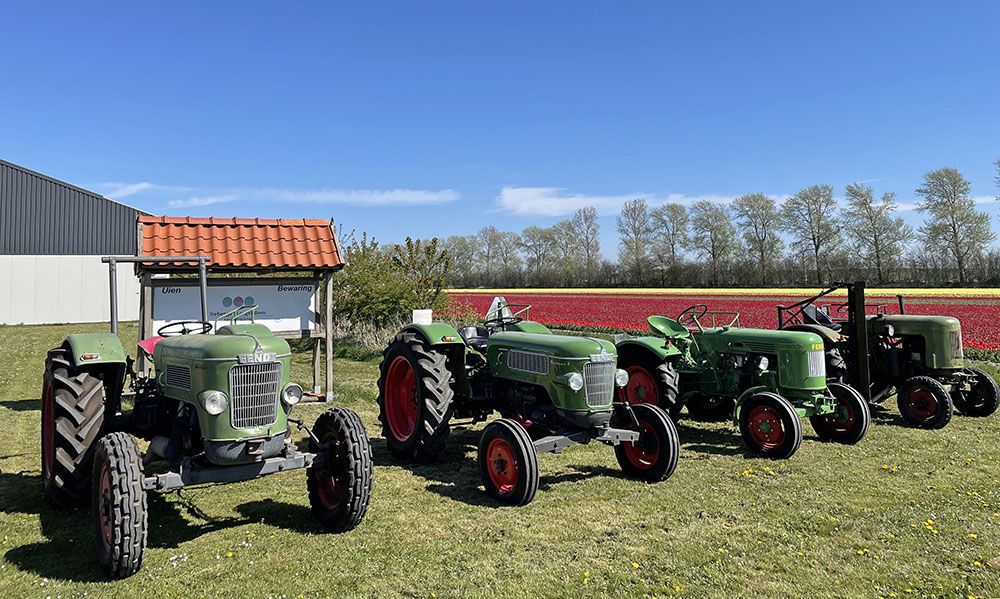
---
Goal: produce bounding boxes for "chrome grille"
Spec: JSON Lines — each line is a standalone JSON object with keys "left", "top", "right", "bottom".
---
{"left": 229, "top": 362, "right": 281, "bottom": 429}
{"left": 507, "top": 350, "right": 549, "bottom": 374}
{"left": 164, "top": 364, "right": 191, "bottom": 389}
{"left": 583, "top": 361, "right": 615, "bottom": 407}
{"left": 807, "top": 351, "right": 826, "bottom": 377}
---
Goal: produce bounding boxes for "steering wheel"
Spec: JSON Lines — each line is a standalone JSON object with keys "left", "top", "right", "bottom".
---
{"left": 484, "top": 304, "right": 530, "bottom": 330}
{"left": 676, "top": 304, "right": 708, "bottom": 330}
{"left": 157, "top": 320, "right": 213, "bottom": 337}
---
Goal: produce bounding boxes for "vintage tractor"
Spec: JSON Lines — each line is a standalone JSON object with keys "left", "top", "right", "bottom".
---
{"left": 40, "top": 256, "right": 372, "bottom": 579}
{"left": 777, "top": 281, "right": 999, "bottom": 429}
{"left": 376, "top": 297, "right": 680, "bottom": 505}
{"left": 616, "top": 305, "right": 870, "bottom": 459}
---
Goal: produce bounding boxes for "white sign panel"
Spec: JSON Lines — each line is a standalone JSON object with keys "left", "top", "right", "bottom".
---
{"left": 152, "top": 282, "right": 318, "bottom": 333}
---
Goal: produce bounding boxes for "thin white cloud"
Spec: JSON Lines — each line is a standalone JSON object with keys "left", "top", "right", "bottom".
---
{"left": 496, "top": 187, "right": 773, "bottom": 217}
{"left": 896, "top": 196, "right": 995, "bottom": 212}
{"left": 168, "top": 194, "right": 237, "bottom": 208}
{"left": 93, "top": 181, "right": 194, "bottom": 199}
{"left": 249, "top": 187, "right": 459, "bottom": 206}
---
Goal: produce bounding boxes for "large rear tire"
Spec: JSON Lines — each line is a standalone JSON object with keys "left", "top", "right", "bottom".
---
{"left": 616, "top": 346, "right": 681, "bottom": 419}
{"left": 478, "top": 419, "right": 539, "bottom": 506}
{"left": 307, "top": 408, "right": 373, "bottom": 532}
{"left": 738, "top": 392, "right": 802, "bottom": 459}
{"left": 377, "top": 332, "right": 453, "bottom": 461}
{"left": 953, "top": 368, "right": 999, "bottom": 417}
{"left": 613, "top": 403, "right": 680, "bottom": 482}
{"left": 43, "top": 347, "right": 106, "bottom": 507}
{"left": 897, "top": 376, "right": 953, "bottom": 429}
{"left": 92, "top": 432, "right": 147, "bottom": 579}
{"left": 810, "top": 382, "right": 870, "bottom": 444}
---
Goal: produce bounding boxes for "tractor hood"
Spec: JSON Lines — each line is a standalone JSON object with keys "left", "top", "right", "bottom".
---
{"left": 154, "top": 332, "right": 290, "bottom": 362}
{"left": 487, "top": 332, "right": 615, "bottom": 359}
{"left": 874, "top": 314, "right": 961, "bottom": 335}
{"left": 699, "top": 327, "right": 825, "bottom": 354}
{"left": 871, "top": 314, "right": 964, "bottom": 366}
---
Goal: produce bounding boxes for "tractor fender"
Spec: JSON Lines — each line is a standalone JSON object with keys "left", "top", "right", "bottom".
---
{"left": 65, "top": 333, "right": 127, "bottom": 368}
{"left": 402, "top": 323, "right": 468, "bottom": 347}
{"left": 616, "top": 336, "right": 682, "bottom": 361}
{"left": 732, "top": 385, "right": 771, "bottom": 424}
{"left": 783, "top": 324, "right": 841, "bottom": 346}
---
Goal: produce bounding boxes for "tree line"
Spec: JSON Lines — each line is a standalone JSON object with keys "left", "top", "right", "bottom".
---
{"left": 436, "top": 164, "right": 999, "bottom": 288}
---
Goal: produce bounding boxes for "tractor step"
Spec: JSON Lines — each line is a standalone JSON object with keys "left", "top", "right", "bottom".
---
{"left": 531, "top": 427, "right": 640, "bottom": 454}
{"left": 143, "top": 451, "right": 314, "bottom": 491}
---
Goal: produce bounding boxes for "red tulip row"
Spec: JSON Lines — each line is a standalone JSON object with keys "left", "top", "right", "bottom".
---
{"left": 449, "top": 291, "right": 1000, "bottom": 350}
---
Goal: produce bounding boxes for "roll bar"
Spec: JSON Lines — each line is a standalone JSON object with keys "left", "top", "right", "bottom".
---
{"left": 102, "top": 256, "right": 210, "bottom": 335}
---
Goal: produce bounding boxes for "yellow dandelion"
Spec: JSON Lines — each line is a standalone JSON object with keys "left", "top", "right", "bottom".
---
{"left": 225, "top": 551, "right": 234, "bottom": 558}
{"left": 632, "top": 561, "right": 639, "bottom": 569}
{"left": 968, "top": 533, "right": 977, "bottom": 539}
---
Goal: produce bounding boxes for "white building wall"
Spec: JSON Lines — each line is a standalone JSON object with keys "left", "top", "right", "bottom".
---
{"left": 0, "top": 255, "right": 141, "bottom": 325}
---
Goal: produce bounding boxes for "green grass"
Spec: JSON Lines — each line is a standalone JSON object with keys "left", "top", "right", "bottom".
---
{"left": 0, "top": 323, "right": 998, "bottom": 598}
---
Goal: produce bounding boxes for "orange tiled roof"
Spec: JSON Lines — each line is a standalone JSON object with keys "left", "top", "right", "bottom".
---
{"left": 138, "top": 216, "right": 343, "bottom": 269}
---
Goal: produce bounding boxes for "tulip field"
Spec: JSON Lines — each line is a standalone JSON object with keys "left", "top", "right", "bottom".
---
{"left": 449, "top": 288, "right": 1000, "bottom": 350}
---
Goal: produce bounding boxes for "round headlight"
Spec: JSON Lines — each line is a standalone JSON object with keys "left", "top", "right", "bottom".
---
{"left": 282, "top": 382, "right": 303, "bottom": 406}
{"left": 201, "top": 390, "right": 228, "bottom": 415}
{"left": 568, "top": 372, "right": 584, "bottom": 392}
{"left": 615, "top": 368, "right": 629, "bottom": 388}
{"left": 757, "top": 356, "right": 770, "bottom": 371}
{"left": 885, "top": 324, "right": 895, "bottom": 337}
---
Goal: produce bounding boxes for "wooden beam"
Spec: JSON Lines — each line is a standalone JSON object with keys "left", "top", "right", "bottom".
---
{"left": 312, "top": 337, "right": 321, "bottom": 394}
{"left": 325, "top": 271, "right": 334, "bottom": 401}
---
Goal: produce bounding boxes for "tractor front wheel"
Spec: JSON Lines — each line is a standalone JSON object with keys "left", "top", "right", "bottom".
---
{"left": 377, "top": 332, "right": 454, "bottom": 461}
{"left": 307, "top": 408, "right": 373, "bottom": 532}
{"left": 92, "top": 432, "right": 147, "bottom": 579}
{"left": 897, "top": 376, "right": 953, "bottom": 429}
{"left": 810, "top": 382, "right": 871, "bottom": 444}
{"left": 617, "top": 347, "right": 681, "bottom": 419}
{"left": 613, "top": 403, "right": 680, "bottom": 482}
{"left": 953, "top": 368, "right": 999, "bottom": 417}
{"left": 738, "top": 392, "right": 802, "bottom": 459}
{"left": 478, "top": 419, "right": 538, "bottom": 506}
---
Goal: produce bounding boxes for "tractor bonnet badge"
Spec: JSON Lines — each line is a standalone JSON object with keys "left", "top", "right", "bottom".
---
{"left": 238, "top": 350, "right": 277, "bottom": 364}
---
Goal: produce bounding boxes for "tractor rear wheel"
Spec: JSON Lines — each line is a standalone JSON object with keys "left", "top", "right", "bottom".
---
{"left": 686, "top": 394, "right": 735, "bottom": 422}
{"left": 92, "top": 432, "right": 147, "bottom": 579}
{"left": 738, "top": 392, "right": 802, "bottom": 459}
{"left": 612, "top": 403, "right": 680, "bottom": 482}
{"left": 617, "top": 346, "right": 681, "bottom": 419}
{"left": 810, "top": 382, "right": 871, "bottom": 444}
{"left": 377, "top": 332, "right": 453, "bottom": 461}
{"left": 478, "top": 419, "right": 538, "bottom": 506}
{"left": 897, "top": 376, "right": 953, "bottom": 429}
{"left": 307, "top": 407, "right": 373, "bottom": 532}
{"left": 952, "top": 368, "right": 999, "bottom": 417}
{"left": 43, "top": 347, "right": 106, "bottom": 507}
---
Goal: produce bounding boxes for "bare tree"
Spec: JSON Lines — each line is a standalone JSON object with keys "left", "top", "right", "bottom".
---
{"left": 552, "top": 219, "right": 583, "bottom": 286}
{"left": 443, "top": 235, "right": 477, "bottom": 286}
{"left": 650, "top": 203, "right": 688, "bottom": 285}
{"left": 995, "top": 157, "right": 1000, "bottom": 201}
{"left": 520, "top": 226, "right": 556, "bottom": 285}
{"left": 689, "top": 199, "right": 738, "bottom": 286}
{"left": 617, "top": 198, "right": 653, "bottom": 286}
{"left": 916, "top": 167, "right": 995, "bottom": 284}
{"left": 782, "top": 184, "right": 841, "bottom": 285}
{"left": 571, "top": 206, "right": 601, "bottom": 285}
{"left": 475, "top": 226, "right": 501, "bottom": 285}
{"left": 731, "top": 193, "right": 783, "bottom": 285}
{"left": 842, "top": 183, "right": 912, "bottom": 284}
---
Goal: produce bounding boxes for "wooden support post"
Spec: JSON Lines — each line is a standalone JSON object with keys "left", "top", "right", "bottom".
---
{"left": 138, "top": 273, "right": 153, "bottom": 373}
{"left": 312, "top": 336, "right": 322, "bottom": 394}
{"left": 324, "top": 271, "right": 334, "bottom": 401}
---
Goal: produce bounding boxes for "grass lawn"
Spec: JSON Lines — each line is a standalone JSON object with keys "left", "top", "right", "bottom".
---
{"left": 1, "top": 323, "right": 998, "bottom": 598}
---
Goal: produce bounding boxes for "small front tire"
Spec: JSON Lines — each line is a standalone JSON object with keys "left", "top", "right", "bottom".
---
{"left": 738, "top": 392, "right": 803, "bottom": 459}
{"left": 92, "top": 432, "right": 147, "bottom": 579}
{"left": 953, "top": 368, "right": 999, "bottom": 417}
{"left": 613, "top": 403, "right": 680, "bottom": 482}
{"left": 478, "top": 419, "right": 539, "bottom": 506}
{"left": 897, "top": 376, "right": 953, "bottom": 429}
{"left": 810, "top": 382, "right": 871, "bottom": 444}
{"left": 307, "top": 408, "right": 373, "bottom": 532}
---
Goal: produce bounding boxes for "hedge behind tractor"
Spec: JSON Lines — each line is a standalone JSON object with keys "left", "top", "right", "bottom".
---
{"left": 616, "top": 305, "right": 870, "bottom": 459}
{"left": 40, "top": 256, "right": 372, "bottom": 579}
{"left": 778, "top": 281, "right": 998, "bottom": 429}
{"left": 376, "top": 297, "right": 680, "bottom": 505}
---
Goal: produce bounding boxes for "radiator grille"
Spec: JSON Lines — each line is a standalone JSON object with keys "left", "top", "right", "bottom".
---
{"left": 583, "top": 361, "right": 615, "bottom": 407}
{"left": 164, "top": 364, "right": 191, "bottom": 389}
{"left": 229, "top": 362, "right": 281, "bottom": 429}
{"left": 806, "top": 350, "right": 826, "bottom": 378}
{"left": 507, "top": 350, "right": 549, "bottom": 374}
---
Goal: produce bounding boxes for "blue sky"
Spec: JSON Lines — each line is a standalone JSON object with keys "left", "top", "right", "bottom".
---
{"left": 2, "top": 2, "right": 998, "bottom": 256}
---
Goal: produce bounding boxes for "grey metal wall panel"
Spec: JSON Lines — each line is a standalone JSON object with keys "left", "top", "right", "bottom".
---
{"left": 0, "top": 159, "right": 146, "bottom": 255}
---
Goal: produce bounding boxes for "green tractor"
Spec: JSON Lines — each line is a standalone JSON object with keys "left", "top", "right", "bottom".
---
{"left": 777, "top": 281, "right": 999, "bottom": 429}
{"left": 616, "top": 305, "right": 870, "bottom": 459}
{"left": 40, "top": 256, "right": 373, "bottom": 579}
{"left": 376, "top": 297, "right": 680, "bottom": 505}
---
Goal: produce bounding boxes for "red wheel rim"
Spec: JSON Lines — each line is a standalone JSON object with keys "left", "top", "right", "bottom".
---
{"left": 42, "top": 384, "right": 55, "bottom": 477}
{"left": 385, "top": 356, "right": 418, "bottom": 441}
{"left": 905, "top": 387, "right": 938, "bottom": 420}
{"left": 315, "top": 433, "right": 343, "bottom": 510}
{"left": 486, "top": 437, "right": 518, "bottom": 495}
{"left": 747, "top": 406, "right": 785, "bottom": 450}
{"left": 622, "top": 421, "right": 660, "bottom": 470}
{"left": 97, "top": 463, "right": 112, "bottom": 548}
{"left": 622, "top": 366, "right": 656, "bottom": 405}
{"left": 823, "top": 390, "right": 857, "bottom": 434}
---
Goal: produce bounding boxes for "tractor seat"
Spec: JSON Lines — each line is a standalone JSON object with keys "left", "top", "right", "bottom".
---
{"left": 137, "top": 336, "right": 166, "bottom": 358}
{"left": 458, "top": 326, "right": 489, "bottom": 350}
{"left": 802, "top": 304, "right": 842, "bottom": 331}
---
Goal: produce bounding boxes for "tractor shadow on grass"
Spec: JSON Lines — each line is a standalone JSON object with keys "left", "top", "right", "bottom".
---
{"left": 0, "top": 398, "right": 41, "bottom": 412}
{"left": 232, "top": 499, "right": 323, "bottom": 534}
{"left": 867, "top": 404, "right": 913, "bottom": 428}
{"left": 674, "top": 421, "right": 754, "bottom": 458}
{"left": 0, "top": 470, "right": 247, "bottom": 582}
